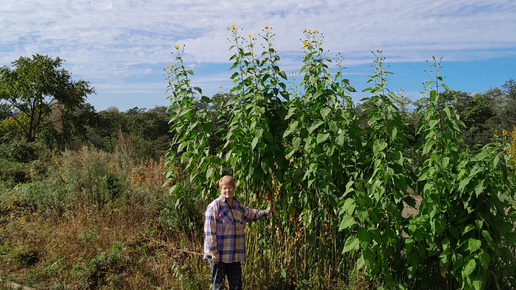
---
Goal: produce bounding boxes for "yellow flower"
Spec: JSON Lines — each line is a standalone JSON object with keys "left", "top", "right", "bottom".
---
{"left": 303, "top": 28, "right": 306, "bottom": 32}
{"left": 250, "top": 52, "right": 254, "bottom": 56}
{"left": 166, "top": 65, "right": 170, "bottom": 69}
{"left": 174, "top": 45, "right": 179, "bottom": 49}
{"left": 263, "top": 58, "right": 266, "bottom": 62}
{"left": 313, "top": 29, "right": 317, "bottom": 33}
{"left": 265, "top": 26, "right": 269, "bottom": 29}
{"left": 303, "top": 41, "right": 308, "bottom": 47}
{"left": 248, "top": 34, "right": 252, "bottom": 38}
{"left": 227, "top": 27, "right": 230, "bottom": 30}
{"left": 219, "top": 86, "right": 222, "bottom": 89}
{"left": 232, "top": 25, "right": 236, "bottom": 30}
{"left": 503, "top": 129, "right": 508, "bottom": 136}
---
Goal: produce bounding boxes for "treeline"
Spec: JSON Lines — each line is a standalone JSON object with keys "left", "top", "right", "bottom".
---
{"left": 0, "top": 105, "right": 171, "bottom": 159}
{"left": 3, "top": 80, "right": 516, "bottom": 158}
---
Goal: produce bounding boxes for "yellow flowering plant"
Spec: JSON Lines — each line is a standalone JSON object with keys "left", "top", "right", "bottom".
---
{"left": 164, "top": 26, "right": 516, "bottom": 290}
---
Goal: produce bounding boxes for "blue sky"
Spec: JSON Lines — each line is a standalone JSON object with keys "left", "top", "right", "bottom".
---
{"left": 1, "top": 0, "right": 515, "bottom": 111}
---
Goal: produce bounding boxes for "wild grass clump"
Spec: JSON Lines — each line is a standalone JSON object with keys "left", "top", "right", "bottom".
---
{"left": 0, "top": 134, "right": 212, "bottom": 289}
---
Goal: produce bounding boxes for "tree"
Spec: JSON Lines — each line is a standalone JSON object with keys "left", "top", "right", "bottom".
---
{"left": 0, "top": 54, "right": 94, "bottom": 142}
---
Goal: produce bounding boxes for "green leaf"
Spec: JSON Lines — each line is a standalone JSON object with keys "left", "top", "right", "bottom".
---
{"left": 388, "top": 125, "right": 398, "bottom": 140}
{"left": 467, "top": 238, "right": 481, "bottom": 254}
{"left": 477, "top": 251, "right": 490, "bottom": 270}
{"left": 506, "top": 232, "right": 516, "bottom": 243}
{"left": 293, "top": 137, "right": 301, "bottom": 151}
{"left": 251, "top": 136, "right": 259, "bottom": 150}
{"left": 339, "top": 215, "right": 356, "bottom": 231}
{"left": 493, "top": 154, "right": 499, "bottom": 169}
{"left": 340, "top": 198, "right": 356, "bottom": 215}
{"left": 474, "top": 181, "right": 484, "bottom": 197}
{"left": 317, "top": 132, "right": 330, "bottom": 144}
{"left": 471, "top": 277, "right": 484, "bottom": 290}
{"left": 373, "top": 140, "right": 387, "bottom": 154}
{"left": 309, "top": 120, "right": 324, "bottom": 134}
{"left": 458, "top": 177, "right": 470, "bottom": 193}
{"left": 200, "top": 95, "right": 210, "bottom": 103}
{"left": 283, "top": 120, "right": 298, "bottom": 138}
{"left": 428, "top": 119, "right": 439, "bottom": 130}
{"left": 405, "top": 238, "right": 415, "bottom": 254}
{"left": 281, "top": 268, "right": 287, "bottom": 278}
{"left": 462, "top": 224, "right": 475, "bottom": 236}
{"left": 461, "top": 258, "right": 476, "bottom": 279}
{"left": 357, "top": 255, "right": 365, "bottom": 269}
{"left": 336, "top": 134, "right": 345, "bottom": 146}
{"left": 342, "top": 236, "right": 359, "bottom": 253}
{"left": 390, "top": 150, "right": 403, "bottom": 166}
{"left": 320, "top": 107, "right": 331, "bottom": 119}
{"left": 285, "top": 107, "right": 297, "bottom": 120}
{"left": 358, "top": 228, "right": 371, "bottom": 248}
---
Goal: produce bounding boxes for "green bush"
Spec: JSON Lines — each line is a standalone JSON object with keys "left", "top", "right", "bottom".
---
{"left": 159, "top": 180, "right": 204, "bottom": 242}
{"left": 0, "top": 140, "right": 43, "bottom": 163}
{"left": 0, "top": 159, "right": 28, "bottom": 185}
{"left": 86, "top": 242, "right": 128, "bottom": 288}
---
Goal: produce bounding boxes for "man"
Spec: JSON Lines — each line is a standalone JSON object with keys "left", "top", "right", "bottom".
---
{"left": 204, "top": 176, "right": 274, "bottom": 289}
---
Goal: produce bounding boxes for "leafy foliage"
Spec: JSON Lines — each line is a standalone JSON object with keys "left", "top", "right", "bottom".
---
{"left": 165, "top": 28, "right": 516, "bottom": 289}
{"left": 0, "top": 54, "right": 94, "bottom": 143}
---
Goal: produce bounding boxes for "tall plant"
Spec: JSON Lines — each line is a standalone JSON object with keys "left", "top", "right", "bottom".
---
{"left": 339, "top": 50, "right": 414, "bottom": 286}
{"left": 406, "top": 57, "right": 516, "bottom": 289}
{"left": 165, "top": 28, "right": 516, "bottom": 288}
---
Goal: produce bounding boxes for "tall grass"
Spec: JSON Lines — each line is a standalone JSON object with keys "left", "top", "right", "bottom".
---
{"left": 0, "top": 134, "right": 211, "bottom": 289}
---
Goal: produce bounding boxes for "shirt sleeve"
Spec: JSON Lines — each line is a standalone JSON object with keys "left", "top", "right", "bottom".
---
{"left": 241, "top": 205, "right": 269, "bottom": 223}
{"left": 204, "top": 202, "right": 219, "bottom": 258}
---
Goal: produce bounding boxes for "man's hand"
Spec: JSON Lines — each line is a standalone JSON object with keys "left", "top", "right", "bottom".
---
{"left": 266, "top": 202, "right": 275, "bottom": 215}
{"left": 212, "top": 254, "right": 219, "bottom": 264}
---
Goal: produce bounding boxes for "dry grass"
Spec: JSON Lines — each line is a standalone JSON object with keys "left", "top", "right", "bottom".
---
{"left": 0, "top": 143, "right": 210, "bottom": 289}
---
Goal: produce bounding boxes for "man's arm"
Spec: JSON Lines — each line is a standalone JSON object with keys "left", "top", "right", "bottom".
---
{"left": 204, "top": 203, "right": 219, "bottom": 263}
{"left": 242, "top": 202, "right": 274, "bottom": 223}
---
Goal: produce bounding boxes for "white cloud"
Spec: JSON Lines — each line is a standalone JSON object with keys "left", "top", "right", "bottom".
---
{"left": 1, "top": 0, "right": 515, "bottom": 109}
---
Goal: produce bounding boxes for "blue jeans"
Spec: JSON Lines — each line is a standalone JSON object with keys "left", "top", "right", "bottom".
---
{"left": 208, "top": 258, "right": 242, "bottom": 290}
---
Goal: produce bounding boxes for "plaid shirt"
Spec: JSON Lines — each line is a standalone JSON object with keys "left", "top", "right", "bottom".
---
{"left": 204, "top": 195, "right": 269, "bottom": 263}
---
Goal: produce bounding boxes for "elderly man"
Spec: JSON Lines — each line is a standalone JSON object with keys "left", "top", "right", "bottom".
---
{"left": 203, "top": 175, "right": 274, "bottom": 290}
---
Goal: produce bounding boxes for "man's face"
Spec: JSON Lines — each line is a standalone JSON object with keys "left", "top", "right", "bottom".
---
{"left": 220, "top": 184, "right": 235, "bottom": 200}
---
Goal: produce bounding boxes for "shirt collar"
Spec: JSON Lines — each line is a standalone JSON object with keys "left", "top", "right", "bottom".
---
{"left": 219, "top": 195, "right": 239, "bottom": 205}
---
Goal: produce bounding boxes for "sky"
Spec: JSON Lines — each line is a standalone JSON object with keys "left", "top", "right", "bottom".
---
{"left": 1, "top": 0, "right": 515, "bottom": 112}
